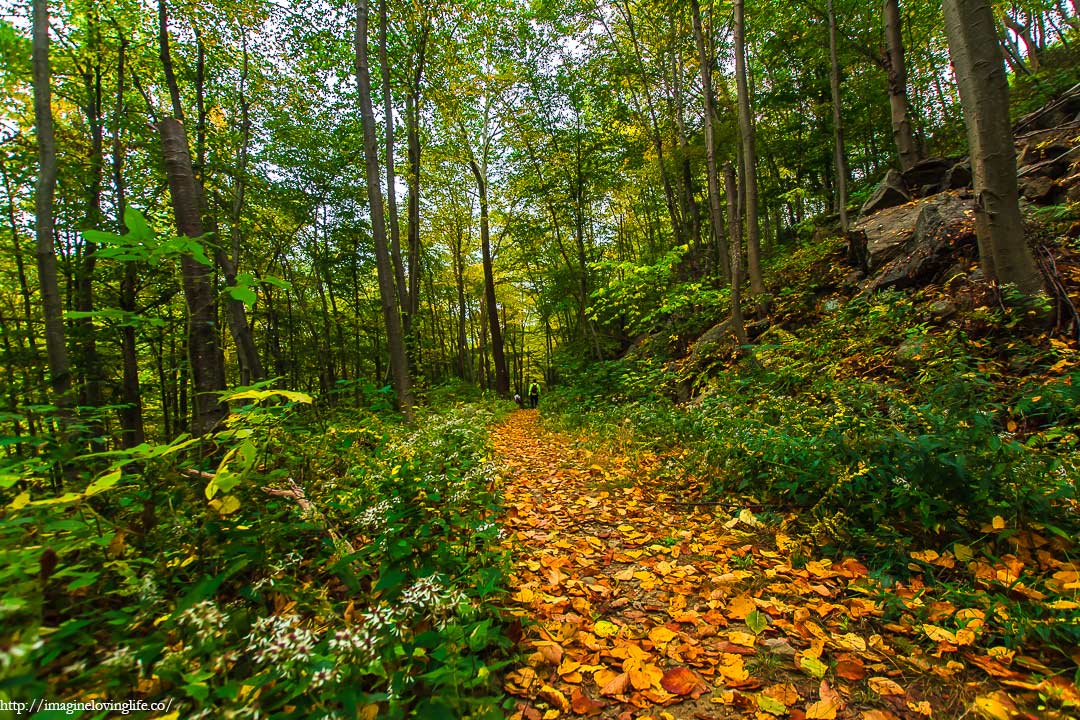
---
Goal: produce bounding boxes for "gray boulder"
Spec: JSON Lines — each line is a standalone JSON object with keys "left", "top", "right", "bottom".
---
{"left": 860, "top": 169, "right": 910, "bottom": 216}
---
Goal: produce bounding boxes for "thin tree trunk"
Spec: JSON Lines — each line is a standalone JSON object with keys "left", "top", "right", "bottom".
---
{"left": 113, "top": 39, "right": 145, "bottom": 448}
{"left": 158, "top": 119, "right": 227, "bottom": 435}
{"left": 379, "top": 0, "right": 410, "bottom": 331}
{"left": 691, "top": 0, "right": 731, "bottom": 284}
{"left": 220, "top": 30, "right": 264, "bottom": 385}
{"left": 617, "top": 1, "right": 683, "bottom": 245}
{"left": 32, "top": 0, "right": 72, "bottom": 417}
{"left": 356, "top": 0, "right": 414, "bottom": 418}
{"left": 828, "top": 0, "right": 850, "bottom": 235}
{"left": 469, "top": 159, "right": 510, "bottom": 397}
{"left": 942, "top": 0, "right": 1044, "bottom": 297}
{"left": 883, "top": 0, "right": 921, "bottom": 170}
{"left": 724, "top": 163, "right": 749, "bottom": 345}
{"left": 76, "top": 31, "right": 105, "bottom": 421}
{"left": 734, "top": 0, "right": 766, "bottom": 298}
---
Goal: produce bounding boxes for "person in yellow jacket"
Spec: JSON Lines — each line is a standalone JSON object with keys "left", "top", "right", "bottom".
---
{"left": 527, "top": 380, "right": 540, "bottom": 409}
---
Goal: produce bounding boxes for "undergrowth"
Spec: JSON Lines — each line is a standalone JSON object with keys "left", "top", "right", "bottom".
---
{"left": 1, "top": 391, "right": 513, "bottom": 719}
{"left": 546, "top": 229, "right": 1080, "bottom": 654}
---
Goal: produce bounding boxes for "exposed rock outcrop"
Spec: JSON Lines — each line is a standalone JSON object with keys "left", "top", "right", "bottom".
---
{"left": 853, "top": 191, "right": 977, "bottom": 291}
{"left": 860, "top": 169, "right": 911, "bottom": 216}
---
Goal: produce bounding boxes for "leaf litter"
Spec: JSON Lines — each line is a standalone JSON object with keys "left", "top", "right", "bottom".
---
{"left": 496, "top": 411, "right": 1079, "bottom": 719}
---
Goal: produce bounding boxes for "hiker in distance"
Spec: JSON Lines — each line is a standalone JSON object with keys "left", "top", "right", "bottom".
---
{"left": 528, "top": 380, "right": 540, "bottom": 409}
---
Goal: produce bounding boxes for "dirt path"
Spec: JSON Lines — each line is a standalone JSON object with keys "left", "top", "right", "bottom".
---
{"left": 494, "top": 410, "right": 1077, "bottom": 720}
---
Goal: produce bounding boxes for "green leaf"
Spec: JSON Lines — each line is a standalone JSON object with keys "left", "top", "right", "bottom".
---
{"left": 746, "top": 609, "right": 768, "bottom": 635}
{"left": 85, "top": 468, "right": 122, "bottom": 496}
{"left": 226, "top": 285, "right": 258, "bottom": 307}
{"left": 82, "top": 228, "right": 124, "bottom": 246}
{"left": 260, "top": 275, "right": 291, "bottom": 290}
{"left": 223, "top": 388, "right": 313, "bottom": 404}
{"left": 123, "top": 207, "right": 153, "bottom": 240}
{"left": 799, "top": 655, "right": 827, "bottom": 678}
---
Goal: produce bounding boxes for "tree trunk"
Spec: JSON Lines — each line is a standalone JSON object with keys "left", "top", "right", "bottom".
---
{"left": 618, "top": 1, "right": 683, "bottom": 245}
{"left": 942, "top": 0, "right": 1045, "bottom": 297}
{"left": 113, "top": 39, "right": 145, "bottom": 448}
{"left": 690, "top": 0, "right": 731, "bottom": 284}
{"left": 469, "top": 159, "right": 510, "bottom": 397}
{"left": 32, "top": 0, "right": 73, "bottom": 416}
{"left": 76, "top": 40, "right": 105, "bottom": 421}
{"left": 883, "top": 0, "right": 921, "bottom": 170}
{"left": 734, "top": 0, "right": 766, "bottom": 298}
{"left": 356, "top": 0, "right": 414, "bottom": 418}
{"left": 379, "top": 0, "right": 410, "bottom": 333}
{"left": 724, "top": 163, "right": 748, "bottom": 345}
{"left": 223, "top": 32, "right": 265, "bottom": 386}
{"left": 828, "top": 0, "right": 850, "bottom": 235}
{"left": 158, "top": 119, "right": 227, "bottom": 435}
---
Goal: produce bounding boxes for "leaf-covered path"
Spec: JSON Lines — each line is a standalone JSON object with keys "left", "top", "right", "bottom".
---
{"left": 494, "top": 411, "right": 1079, "bottom": 720}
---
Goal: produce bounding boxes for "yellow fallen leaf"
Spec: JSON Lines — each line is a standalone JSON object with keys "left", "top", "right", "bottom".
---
{"left": 971, "top": 692, "right": 1016, "bottom": 720}
{"left": 806, "top": 699, "right": 839, "bottom": 719}
{"left": 992, "top": 515, "right": 1005, "bottom": 530}
{"left": 868, "top": 676, "right": 905, "bottom": 696}
{"left": 593, "top": 620, "right": 619, "bottom": 638}
{"left": 727, "top": 630, "right": 757, "bottom": 647}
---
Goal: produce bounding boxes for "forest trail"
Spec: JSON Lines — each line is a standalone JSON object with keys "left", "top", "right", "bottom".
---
{"left": 494, "top": 411, "right": 1076, "bottom": 720}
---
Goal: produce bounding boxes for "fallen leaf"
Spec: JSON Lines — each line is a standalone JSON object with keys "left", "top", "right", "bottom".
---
{"left": 538, "top": 685, "right": 570, "bottom": 712}
{"left": 799, "top": 655, "right": 828, "bottom": 679}
{"left": 593, "top": 620, "right": 619, "bottom": 638}
{"left": 599, "top": 671, "right": 630, "bottom": 696}
{"left": 660, "top": 666, "right": 705, "bottom": 696}
{"left": 868, "top": 677, "right": 905, "bottom": 696}
{"left": 971, "top": 692, "right": 1017, "bottom": 720}
{"left": 569, "top": 689, "right": 605, "bottom": 716}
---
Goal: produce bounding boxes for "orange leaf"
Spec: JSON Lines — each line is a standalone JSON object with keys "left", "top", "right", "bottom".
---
{"left": 538, "top": 685, "right": 570, "bottom": 713}
{"left": 835, "top": 657, "right": 866, "bottom": 681}
{"left": 868, "top": 676, "right": 905, "bottom": 696}
{"left": 660, "top": 666, "right": 704, "bottom": 696}
{"left": 598, "top": 671, "right": 630, "bottom": 697}
{"left": 570, "top": 689, "right": 605, "bottom": 716}
{"left": 806, "top": 699, "right": 839, "bottom": 719}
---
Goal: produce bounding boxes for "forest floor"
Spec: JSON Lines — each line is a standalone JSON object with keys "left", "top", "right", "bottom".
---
{"left": 495, "top": 410, "right": 1079, "bottom": 720}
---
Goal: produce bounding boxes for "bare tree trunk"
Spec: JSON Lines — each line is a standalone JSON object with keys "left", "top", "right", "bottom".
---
{"left": 734, "top": 0, "right": 766, "bottom": 298}
{"left": 222, "top": 31, "right": 264, "bottom": 385}
{"left": 469, "top": 159, "right": 510, "bottom": 397}
{"left": 76, "top": 28, "right": 105, "bottom": 422}
{"left": 158, "top": 0, "right": 226, "bottom": 435}
{"left": 828, "top": 0, "right": 850, "bottom": 235}
{"left": 617, "top": 1, "right": 683, "bottom": 245}
{"left": 883, "top": 0, "right": 921, "bottom": 170}
{"left": 32, "top": 0, "right": 72, "bottom": 417}
{"left": 405, "top": 18, "right": 429, "bottom": 326}
{"left": 690, "top": 0, "right": 731, "bottom": 284}
{"left": 112, "top": 39, "right": 145, "bottom": 448}
{"left": 379, "top": 0, "right": 410, "bottom": 333}
{"left": 942, "top": 0, "right": 1045, "bottom": 297}
{"left": 356, "top": 0, "right": 414, "bottom": 418}
{"left": 724, "top": 163, "right": 748, "bottom": 345}
{"left": 158, "top": 119, "right": 227, "bottom": 435}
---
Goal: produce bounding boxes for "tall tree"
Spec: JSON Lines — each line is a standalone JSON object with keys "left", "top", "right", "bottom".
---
{"left": 31, "top": 0, "right": 72, "bottom": 415}
{"left": 883, "top": 0, "right": 920, "bottom": 170}
{"left": 734, "top": 0, "right": 765, "bottom": 297}
{"left": 157, "top": 0, "right": 227, "bottom": 435}
{"left": 691, "top": 0, "right": 731, "bottom": 284}
{"left": 941, "top": 0, "right": 1044, "bottom": 297}
{"left": 828, "top": 0, "right": 850, "bottom": 235}
{"left": 356, "top": 0, "right": 415, "bottom": 417}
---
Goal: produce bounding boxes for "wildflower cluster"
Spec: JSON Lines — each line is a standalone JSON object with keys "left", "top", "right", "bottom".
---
{"left": 178, "top": 600, "right": 230, "bottom": 634}
{"left": 246, "top": 614, "right": 316, "bottom": 671}
{"left": 399, "top": 575, "right": 468, "bottom": 626}
{"left": 356, "top": 498, "right": 398, "bottom": 532}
